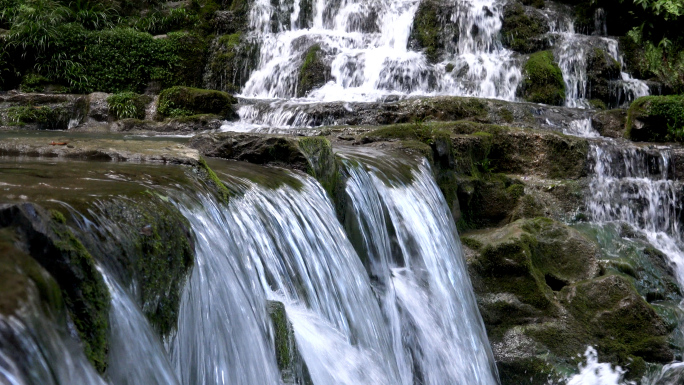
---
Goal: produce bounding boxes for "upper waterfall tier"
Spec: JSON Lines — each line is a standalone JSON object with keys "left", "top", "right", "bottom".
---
{"left": 240, "top": 0, "right": 522, "bottom": 102}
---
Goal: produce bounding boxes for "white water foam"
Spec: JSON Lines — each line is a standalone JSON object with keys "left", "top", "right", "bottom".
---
{"left": 240, "top": 0, "right": 521, "bottom": 102}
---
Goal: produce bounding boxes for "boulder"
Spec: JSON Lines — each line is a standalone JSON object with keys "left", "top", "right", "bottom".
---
{"left": 297, "top": 45, "right": 331, "bottom": 97}
{"left": 518, "top": 51, "right": 566, "bottom": 106}
{"left": 501, "top": 3, "right": 550, "bottom": 54}
{"left": 0, "top": 204, "right": 110, "bottom": 372}
{"left": 592, "top": 108, "right": 626, "bottom": 138}
{"left": 626, "top": 95, "right": 684, "bottom": 142}
{"left": 586, "top": 48, "right": 621, "bottom": 106}
{"left": 157, "top": 86, "right": 238, "bottom": 119}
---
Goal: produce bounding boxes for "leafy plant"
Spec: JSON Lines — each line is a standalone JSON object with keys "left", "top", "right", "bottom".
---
{"left": 107, "top": 92, "right": 148, "bottom": 119}
{"left": 67, "top": 0, "right": 119, "bottom": 30}
{"left": 6, "top": 0, "right": 69, "bottom": 54}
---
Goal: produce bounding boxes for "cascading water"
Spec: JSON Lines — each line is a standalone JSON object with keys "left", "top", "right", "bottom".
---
{"left": 339, "top": 149, "right": 500, "bottom": 385}
{"left": 101, "top": 271, "right": 180, "bottom": 385}
{"left": 587, "top": 141, "right": 684, "bottom": 278}
{"left": 552, "top": 20, "right": 649, "bottom": 108}
{"left": 0, "top": 300, "right": 107, "bottom": 385}
{"left": 239, "top": 0, "right": 520, "bottom": 103}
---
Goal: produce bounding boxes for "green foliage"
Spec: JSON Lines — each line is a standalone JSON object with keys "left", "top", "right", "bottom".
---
{"left": 106, "top": 92, "right": 148, "bottom": 120}
{"left": 627, "top": 95, "right": 684, "bottom": 142}
{"left": 5, "top": 104, "right": 70, "bottom": 129}
{"left": 519, "top": 51, "right": 566, "bottom": 106}
{"left": 158, "top": 86, "right": 235, "bottom": 118}
{"left": 19, "top": 73, "right": 49, "bottom": 92}
{"left": 65, "top": 0, "right": 118, "bottom": 30}
{"left": 1, "top": 0, "right": 211, "bottom": 93}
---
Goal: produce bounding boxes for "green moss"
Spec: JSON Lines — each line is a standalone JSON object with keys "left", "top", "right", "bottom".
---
{"left": 52, "top": 228, "right": 109, "bottom": 373}
{"left": 206, "top": 32, "right": 260, "bottom": 93}
{"left": 49, "top": 209, "right": 67, "bottom": 224}
{"left": 298, "top": 45, "right": 329, "bottom": 97}
{"left": 501, "top": 4, "right": 550, "bottom": 54}
{"left": 589, "top": 99, "right": 608, "bottom": 110}
{"left": 267, "top": 301, "right": 313, "bottom": 384}
{"left": 519, "top": 50, "right": 566, "bottom": 106}
{"left": 410, "top": 0, "right": 441, "bottom": 63}
{"left": 461, "top": 236, "right": 483, "bottom": 250}
{"left": 198, "top": 157, "right": 232, "bottom": 202}
{"left": 0, "top": 228, "right": 64, "bottom": 318}
{"left": 626, "top": 95, "right": 684, "bottom": 142}
{"left": 158, "top": 86, "right": 236, "bottom": 118}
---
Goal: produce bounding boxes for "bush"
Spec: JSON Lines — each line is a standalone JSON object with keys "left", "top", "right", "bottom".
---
{"left": 157, "top": 86, "right": 236, "bottom": 118}
{"left": 107, "top": 92, "right": 149, "bottom": 120}
{"left": 5, "top": 104, "right": 70, "bottom": 129}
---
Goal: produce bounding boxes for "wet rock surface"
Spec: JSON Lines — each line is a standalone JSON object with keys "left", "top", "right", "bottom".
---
{"left": 462, "top": 218, "right": 676, "bottom": 383}
{"left": 0, "top": 135, "right": 200, "bottom": 164}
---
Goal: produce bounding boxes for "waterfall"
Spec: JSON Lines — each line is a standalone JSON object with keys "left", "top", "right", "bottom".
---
{"left": 0, "top": 305, "right": 107, "bottom": 385}
{"left": 339, "top": 149, "right": 500, "bottom": 385}
{"left": 239, "top": 0, "right": 520, "bottom": 103}
{"left": 102, "top": 271, "right": 180, "bottom": 385}
{"left": 587, "top": 141, "right": 684, "bottom": 281}
{"left": 166, "top": 157, "right": 499, "bottom": 385}
{"left": 553, "top": 25, "right": 649, "bottom": 108}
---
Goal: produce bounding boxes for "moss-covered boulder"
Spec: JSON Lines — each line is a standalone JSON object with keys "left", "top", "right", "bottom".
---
{"left": 297, "top": 45, "right": 330, "bottom": 97}
{"left": 463, "top": 218, "right": 676, "bottom": 383}
{"left": 518, "top": 51, "right": 566, "bottom": 106}
{"left": 465, "top": 218, "right": 599, "bottom": 316}
{"left": 0, "top": 227, "right": 63, "bottom": 318}
{"left": 158, "top": 86, "right": 237, "bottom": 119}
{"left": 455, "top": 174, "right": 526, "bottom": 229}
{"left": 586, "top": 48, "right": 621, "bottom": 106}
{"left": 79, "top": 197, "right": 195, "bottom": 337}
{"left": 267, "top": 301, "right": 313, "bottom": 385}
{"left": 626, "top": 95, "right": 684, "bottom": 142}
{"left": 408, "top": 0, "right": 461, "bottom": 64}
{"left": 205, "top": 33, "right": 260, "bottom": 93}
{"left": 190, "top": 132, "right": 310, "bottom": 171}
{"left": 501, "top": 3, "right": 550, "bottom": 54}
{"left": 0, "top": 204, "right": 110, "bottom": 372}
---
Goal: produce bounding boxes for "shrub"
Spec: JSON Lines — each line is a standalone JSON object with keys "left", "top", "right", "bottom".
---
{"left": 107, "top": 92, "right": 149, "bottom": 120}
{"left": 6, "top": 104, "right": 70, "bottom": 129}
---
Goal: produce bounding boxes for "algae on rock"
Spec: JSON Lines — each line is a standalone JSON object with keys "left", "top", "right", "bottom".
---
{"left": 297, "top": 45, "right": 331, "bottom": 97}
{"left": 518, "top": 51, "right": 566, "bottom": 106}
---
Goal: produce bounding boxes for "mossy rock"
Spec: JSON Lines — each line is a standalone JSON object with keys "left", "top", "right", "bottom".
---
{"left": 205, "top": 32, "right": 260, "bottom": 93}
{"left": 0, "top": 227, "right": 64, "bottom": 318}
{"left": 158, "top": 86, "right": 237, "bottom": 118}
{"left": 518, "top": 51, "right": 565, "bottom": 106}
{"left": 465, "top": 218, "right": 599, "bottom": 314}
{"left": 3, "top": 104, "right": 72, "bottom": 130}
{"left": 626, "top": 95, "right": 684, "bottom": 142}
{"left": 190, "top": 132, "right": 311, "bottom": 172}
{"left": 409, "top": 0, "right": 444, "bottom": 63}
{"left": 586, "top": 48, "right": 621, "bottom": 106}
{"left": 0, "top": 204, "right": 110, "bottom": 373}
{"left": 561, "top": 275, "right": 673, "bottom": 367}
{"left": 592, "top": 108, "right": 627, "bottom": 138}
{"left": 267, "top": 301, "right": 313, "bottom": 385}
{"left": 454, "top": 174, "right": 526, "bottom": 230}
{"left": 501, "top": 3, "right": 550, "bottom": 54}
{"left": 298, "top": 45, "right": 330, "bottom": 97}
{"left": 81, "top": 196, "right": 195, "bottom": 337}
